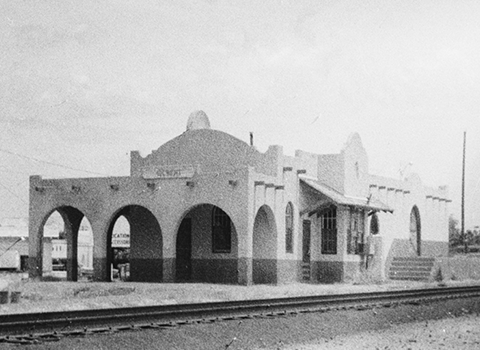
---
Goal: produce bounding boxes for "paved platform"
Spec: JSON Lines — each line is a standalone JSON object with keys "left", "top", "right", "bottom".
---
{"left": 1, "top": 272, "right": 480, "bottom": 315}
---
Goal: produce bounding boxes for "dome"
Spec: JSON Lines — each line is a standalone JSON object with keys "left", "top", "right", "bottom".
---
{"left": 186, "top": 110, "right": 211, "bottom": 131}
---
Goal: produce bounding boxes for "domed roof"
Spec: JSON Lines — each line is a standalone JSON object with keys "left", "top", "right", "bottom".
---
{"left": 186, "top": 110, "right": 211, "bottom": 131}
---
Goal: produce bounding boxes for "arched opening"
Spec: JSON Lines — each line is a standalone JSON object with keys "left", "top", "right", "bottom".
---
{"left": 175, "top": 204, "right": 238, "bottom": 284}
{"left": 252, "top": 205, "right": 278, "bottom": 284}
{"left": 110, "top": 216, "right": 130, "bottom": 281}
{"left": 410, "top": 206, "right": 421, "bottom": 256}
{"left": 41, "top": 207, "right": 92, "bottom": 281}
{"left": 285, "top": 202, "right": 294, "bottom": 253}
{"left": 107, "top": 206, "right": 162, "bottom": 282}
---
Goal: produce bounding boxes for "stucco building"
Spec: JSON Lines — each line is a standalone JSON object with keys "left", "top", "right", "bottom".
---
{"left": 29, "top": 111, "right": 450, "bottom": 284}
{"left": 1, "top": 218, "right": 52, "bottom": 272}
{"left": 51, "top": 225, "right": 93, "bottom": 271}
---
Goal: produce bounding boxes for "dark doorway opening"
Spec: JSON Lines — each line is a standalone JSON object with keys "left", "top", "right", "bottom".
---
{"left": 176, "top": 218, "right": 192, "bottom": 281}
{"left": 302, "top": 220, "right": 311, "bottom": 281}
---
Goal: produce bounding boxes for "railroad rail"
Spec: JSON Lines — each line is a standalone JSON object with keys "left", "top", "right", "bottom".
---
{"left": 1, "top": 284, "right": 480, "bottom": 345}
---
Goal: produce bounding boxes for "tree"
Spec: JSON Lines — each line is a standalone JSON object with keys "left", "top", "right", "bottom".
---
{"left": 58, "top": 230, "right": 66, "bottom": 240}
{"left": 449, "top": 215, "right": 461, "bottom": 248}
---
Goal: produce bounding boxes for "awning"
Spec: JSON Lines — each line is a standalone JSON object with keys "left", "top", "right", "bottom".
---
{"left": 300, "top": 177, "right": 393, "bottom": 214}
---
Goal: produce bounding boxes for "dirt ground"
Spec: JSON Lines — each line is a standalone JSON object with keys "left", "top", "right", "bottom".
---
{"left": 282, "top": 314, "right": 480, "bottom": 350}
{"left": 2, "top": 272, "right": 479, "bottom": 315}
{"left": 3, "top": 273, "right": 480, "bottom": 349}
{"left": 2, "top": 289, "right": 480, "bottom": 350}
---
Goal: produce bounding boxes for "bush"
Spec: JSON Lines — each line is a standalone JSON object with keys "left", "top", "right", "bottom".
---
{"left": 40, "top": 275, "right": 64, "bottom": 282}
{"left": 434, "top": 268, "right": 443, "bottom": 282}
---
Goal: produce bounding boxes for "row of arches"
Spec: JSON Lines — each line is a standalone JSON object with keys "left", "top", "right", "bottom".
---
{"left": 37, "top": 202, "right": 279, "bottom": 284}
{"left": 37, "top": 202, "right": 425, "bottom": 283}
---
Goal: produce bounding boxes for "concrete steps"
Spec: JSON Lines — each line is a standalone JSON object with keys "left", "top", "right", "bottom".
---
{"left": 389, "top": 257, "right": 435, "bottom": 281}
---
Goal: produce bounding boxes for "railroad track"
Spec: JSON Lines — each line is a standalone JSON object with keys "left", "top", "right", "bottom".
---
{"left": 2, "top": 285, "right": 480, "bottom": 345}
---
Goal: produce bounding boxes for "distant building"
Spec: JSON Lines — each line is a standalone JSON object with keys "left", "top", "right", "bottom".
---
{"left": 0, "top": 237, "right": 51, "bottom": 272}
{"left": 0, "top": 217, "right": 54, "bottom": 272}
{"left": 51, "top": 224, "right": 93, "bottom": 270}
{"left": 29, "top": 111, "right": 450, "bottom": 284}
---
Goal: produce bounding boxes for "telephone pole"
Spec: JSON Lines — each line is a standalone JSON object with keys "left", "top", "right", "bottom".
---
{"left": 462, "top": 131, "right": 467, "bottom": 253}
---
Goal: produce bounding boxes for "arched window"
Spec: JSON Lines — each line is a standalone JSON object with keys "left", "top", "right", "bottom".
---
{"left": 370, "top": 213, "right": 379, "bottom": 235}
{"left": 410, "top": 206, "right": 421, "bottom": 256}
{"left": 285, "top": 202, "right": 294, "bottom": 253}
{"left": 212, "top": 207, "right": 231, "bottom": 253}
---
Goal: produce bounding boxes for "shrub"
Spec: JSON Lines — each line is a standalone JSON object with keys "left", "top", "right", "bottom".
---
{"left": 434, "top": 267, "right": 443, "bottom": 282}
{"left": 40, "top": 275, "right": 63, "bottom": 282}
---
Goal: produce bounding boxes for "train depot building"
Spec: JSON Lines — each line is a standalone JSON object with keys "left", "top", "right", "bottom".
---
{"left": 29, "top": 111, "right": 450, "bottom": 285}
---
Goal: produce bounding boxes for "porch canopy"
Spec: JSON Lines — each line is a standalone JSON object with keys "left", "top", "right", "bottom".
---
{"left": 300, "top": 177, "right": 393, "bottom": 216}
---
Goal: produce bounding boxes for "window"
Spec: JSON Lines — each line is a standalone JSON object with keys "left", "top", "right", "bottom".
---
{"left": 410, "top": 206, "right": 421, "bottom": 256}
{"left": 285, "top": 202, "right": 294, "bottom": 253}
{"left": 370, "top": 213, "right": 379, "bottom": 235}
{"left": 347, "top": 207, "right": 365, "bottom": 254}
{"left": 212, "top": 207, "right": 231, "bottom": 253}
{"left": 320, "top": 207, "right": 337, "bottom": 254}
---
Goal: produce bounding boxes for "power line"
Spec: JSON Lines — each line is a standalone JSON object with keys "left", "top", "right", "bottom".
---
{"left": 0, "top": 181, "right": 28, "bottom": 205}
{"left": 0, "top": 167, "right": 31, "bottom": 175}
{"left": 0, "top": 148, "right": 111, "bottom": 176}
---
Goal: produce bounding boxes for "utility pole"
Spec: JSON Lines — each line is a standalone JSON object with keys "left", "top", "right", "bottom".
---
{"left": 462, "top": 131, "right": 467, "bottom": 253}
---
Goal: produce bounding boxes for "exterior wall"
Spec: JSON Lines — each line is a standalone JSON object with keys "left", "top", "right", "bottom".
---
{"left": 28, "top": 114, "right": 450, "bottom": 285}
{"left": 317, "top": 154, "right": 344, "bottom": 194}
{"left": 341, "top": 133, "right": 369, "bottom": 198}
{"left": 131, "top": 129, "right": 280, "bottom": 178}
{"left": 252, "top": 205, "right": 277, "bottom": 284}
{"left": 128, "top": 207, "right": 163, "bottom": 282}
{"left": 368, "top": 173, "right": 450, "bottom": 278}
{"left": 296, "top": 149, "right": 345, "bottom": 195}
{"left": 29, "top": 126, "right": 262, "bottom": 284}
{"left": 275, "top": 156, "right": 304, "bottom": 284}
{"left": 30, "top": 166, "right": 251, "bottom": 283}
{"left": 187, "top": 205, "right": 238, "bottom": 284}
{"left": 43, "top": 239, "right": 52, "bottom": 273}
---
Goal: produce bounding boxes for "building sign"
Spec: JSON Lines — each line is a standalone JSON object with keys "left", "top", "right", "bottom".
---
{"left": 112, "top": 232, "right": 130, "bottom": 248}
{"left": 143, "top": 165, "right": 196, "bottom": 179}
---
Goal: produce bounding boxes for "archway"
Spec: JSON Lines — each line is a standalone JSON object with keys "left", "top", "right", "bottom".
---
{"left": 175, "top": 204, "right": 238, "bottom": 284}
{"left": 110, "top": 215, "right": 130, "bottom": 281}
{"left": 252, "top": 205, "right": 278, "bottom": 284}
{"left": 42, "top": 206, "right": 91, "bottom": 281}
{"left": 107, "top": 206, "right": 162, "bottom": 282}
{"left": 410, "top": 206, "right": 421, "bottom": 256}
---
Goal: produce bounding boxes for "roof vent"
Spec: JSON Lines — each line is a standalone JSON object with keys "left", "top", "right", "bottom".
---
{"left": 186, "top": 110, "right": 211, "bottom": 131}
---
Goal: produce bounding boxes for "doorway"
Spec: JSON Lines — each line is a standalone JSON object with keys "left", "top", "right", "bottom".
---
{"left": 176, "top": 218, "right": 192, "bottom": 281}
{"left": 302, "top": 220, "right": 311, "bottom": 281}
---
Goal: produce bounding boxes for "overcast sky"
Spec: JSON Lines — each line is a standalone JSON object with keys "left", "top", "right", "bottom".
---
{"left": 0, "top": 0, "right": 479, "bottom": 228}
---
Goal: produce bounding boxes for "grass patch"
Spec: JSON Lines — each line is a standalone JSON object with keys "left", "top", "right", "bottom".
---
{"left": 107, "top": 287, "right": 135, "bottom": 296}
{"left": 40, "top": 275, "right": 64, "bottom": 282}
{"left": 352, "top": 270, "right": 384, "bottom": 285}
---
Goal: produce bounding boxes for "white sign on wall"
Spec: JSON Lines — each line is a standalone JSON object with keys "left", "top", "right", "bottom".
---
{"left": 142, "top": 165, "right": 196, "bottom": 180}
{"left": 112, "top": 232, "right": 130, "bottom": 248}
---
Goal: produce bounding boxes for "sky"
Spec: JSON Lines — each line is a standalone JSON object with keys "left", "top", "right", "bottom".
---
{"left": 0, "top": 0, "right": 479, "bottom": 229}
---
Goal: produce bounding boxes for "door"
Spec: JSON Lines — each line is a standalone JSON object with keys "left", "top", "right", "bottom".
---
{"left": 302, "top": 220, "right": 311, "bottom": 280}
{"left": 176, "top": 218, "right": 192, "bottom": 281}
